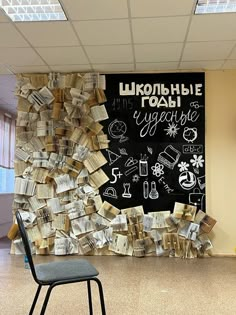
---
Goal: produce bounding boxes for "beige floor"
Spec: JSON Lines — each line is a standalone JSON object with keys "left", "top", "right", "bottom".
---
{"left": 1, "top": 238, "right": 236, "bottom": 315}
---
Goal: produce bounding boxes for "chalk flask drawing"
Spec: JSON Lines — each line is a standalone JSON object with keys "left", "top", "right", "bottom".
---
{"left": 149, "top": 181, "right": 159, "bottom": 199}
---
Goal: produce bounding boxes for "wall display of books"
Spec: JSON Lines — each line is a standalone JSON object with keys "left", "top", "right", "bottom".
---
{"left": 11, "top": 72, "right": 216, "bottom": 258}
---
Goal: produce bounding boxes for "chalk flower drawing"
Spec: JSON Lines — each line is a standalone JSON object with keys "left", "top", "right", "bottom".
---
{"left": 164, "top": 122, "right": 180, "bottom": 138}
{"left": 178, "top": 161, "right": 189, "bottom": 172}
{"left": 132, "top": 174, "right": 140, "bottom": 182}
{"left": 190, "top": 155, "right": 204, "bottom": 168}
{"left": 151, "top": 163, "right": 164, "bottom": 177}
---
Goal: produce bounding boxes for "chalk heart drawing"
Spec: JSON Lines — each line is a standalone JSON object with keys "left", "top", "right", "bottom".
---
{"left": 179, "top": 171, "right": 196, "bottom": 190}
{"left": 183, "top": 127, "right": 198, "bottom": 143}
{"left": 103, "top": 187, "right": 118, "bottom": 199}
{"left": 108, "top": 119, "right": 128, "bottom": 142}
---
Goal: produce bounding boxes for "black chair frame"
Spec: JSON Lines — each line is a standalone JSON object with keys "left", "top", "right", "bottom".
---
{"left": 15, "top": 211, "right": 106, "bottom": 315}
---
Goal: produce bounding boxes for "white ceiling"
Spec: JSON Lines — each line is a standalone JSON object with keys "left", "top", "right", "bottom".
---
{"left": 0, "top": 0, "right": 236, "bottom": 114}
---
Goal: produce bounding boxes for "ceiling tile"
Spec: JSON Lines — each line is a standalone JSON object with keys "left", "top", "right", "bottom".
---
{"left": 36, "top": 47, "right": 89, "bottom": 65}
{"left": 50, "top": 64, "right": 92, "bottom": 72}
{"left": 182, "top": 42, "right": 235, "bottom": 61}
{"left": 228, "top": 45, "right": 236, "bottom": 59}
{"left": 136, "top": 62, "right": 179, "bottom": 71}
{"left": 132, "top": 16, "right": 190, "bottom": 43}
{"left": 73, "top": 20, "right": 131, "bottom": 45}
{"left": 188, "top": 14, "right": 236, "bottom": 41}
{"left": 134, "top": 43, "right": 183, "bottom": 62}
{"left": 93, "top": 63, "right": 134, "bottom": 72}
{"left": 10, "top": 65, "right": 50, "bottom": 74}
{"left": 85, "top": 45, "right": 133, "bottom": 63}
{"left": 179, "top": 60, "right": 224, "bottom": 70}
{"left": 0, "top": 48, "right": 45, "bottom": 66}
{"left": 130, "top": 0, "right": 194, "bottom": 17}
{"left": 62, "top": 0, "right": 128, "bottom": 20}
{"left": 222, "top": 60, "right": 236, "bottom": 69}
{"left": 16, "top": 22, "right": 79, "bottom": 47}
{"left": 0, "top": 24, "right": 29, "bottom": 47}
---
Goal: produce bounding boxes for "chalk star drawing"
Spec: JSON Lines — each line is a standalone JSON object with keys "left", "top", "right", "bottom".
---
{"left": 151, "top": 162, "right": 164, "bottom": 177}
{"left": 132, "top": 174, "right": 140, "bottom": 183}
{"left": 178, "top": 161, "right": 189, "bottom": 172}
{"left": 164, "top": 122, "right": 179, "bottom": 138}
{"left": 190, "top": 155, "right": 204, "bottom": 168}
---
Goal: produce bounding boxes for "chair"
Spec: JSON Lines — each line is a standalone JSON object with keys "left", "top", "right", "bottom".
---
{"left": 15, "top": 210, "right": 106, "bottom": 315}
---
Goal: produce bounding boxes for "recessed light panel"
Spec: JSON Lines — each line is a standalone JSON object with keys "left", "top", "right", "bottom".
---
{"left": 0, "top": 0, "right": 67, "bottom": 22}
{"left": 195, "top": 0, "right": 236, "bottom": 14}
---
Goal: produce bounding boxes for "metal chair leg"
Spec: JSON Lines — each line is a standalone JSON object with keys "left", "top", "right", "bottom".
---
{"left": 40, "top": 285, "right": 54, "bottom": 315}
{"left": 87, "top": 280, "right": 93, "bottom": 315}
{"left": 29, "top": 285, "right": 42, "bottom": 315}
{"left": 93, "top": 278, "right": 106, "bottom": 315}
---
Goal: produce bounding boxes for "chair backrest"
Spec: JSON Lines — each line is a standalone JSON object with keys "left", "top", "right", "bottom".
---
{"left": 15, "top": 211, "right": 39, "bottom": 283}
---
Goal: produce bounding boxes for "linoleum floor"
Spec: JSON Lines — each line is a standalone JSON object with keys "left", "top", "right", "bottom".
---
{"left": 1, "top": 238, "right": 236, "bottom": 315}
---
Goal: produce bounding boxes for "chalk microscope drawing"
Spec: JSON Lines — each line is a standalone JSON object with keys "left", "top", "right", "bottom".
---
{"left": 183, "top": 127, "right": 198, "bottom": 143}
{"left": 108, "top": 119, "right": 129, "bottom": 143}
{"left": 103, "top": 187, "right": 118, "bottom": 199}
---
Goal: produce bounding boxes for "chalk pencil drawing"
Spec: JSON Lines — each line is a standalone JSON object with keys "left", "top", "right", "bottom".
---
{"left": 183, "top": 127, "right": 198, "bottom": 143}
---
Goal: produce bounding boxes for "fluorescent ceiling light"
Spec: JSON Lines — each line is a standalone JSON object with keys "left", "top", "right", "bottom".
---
{"left": 0, "top": 0, "right": 67, "bottom": 22}
{"left": 195, "top": 0, "right": 236, "bottom": 14}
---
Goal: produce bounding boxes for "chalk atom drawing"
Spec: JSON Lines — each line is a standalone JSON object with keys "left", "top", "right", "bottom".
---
{"left": 151, "top": 162, "right": 164, "bottom": 177}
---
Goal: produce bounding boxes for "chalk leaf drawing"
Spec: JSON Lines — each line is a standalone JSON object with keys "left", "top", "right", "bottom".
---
{"left": 178, "top": 161, "right": 189, "bottom": 172}
{"left": 119, "top": 148, "right": 128, "bottom": 156}
{"left": 151, "top": 162, "right": 164, "bottom": 177}
{"left": 190, "top": 155, "right": 204, "bottom": 168}
{"left": 164, "top": 122, "right": 180, "bottom": 138}
{"left": 179, "top": 171, "right": 196, "bottom": 190}
{"left": 147, "top": 146, "right": 153, "bottom": 155}
{"left": 183, "top": 127, "right": 198, "bottom": 143}
{"left": 103, "top": 187, "right": 118, "bottom": 199}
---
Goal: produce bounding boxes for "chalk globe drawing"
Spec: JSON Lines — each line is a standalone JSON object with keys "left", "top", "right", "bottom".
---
{"left": 108, "top": 119, "right": 127, "bottom": 139}
{"left": 179, "top": 171, "right": 196, "bottom": 190}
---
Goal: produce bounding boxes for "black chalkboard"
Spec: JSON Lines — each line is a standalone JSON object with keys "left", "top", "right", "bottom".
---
{"left": 101, "top": 73, "right": 205, "bottom": 213}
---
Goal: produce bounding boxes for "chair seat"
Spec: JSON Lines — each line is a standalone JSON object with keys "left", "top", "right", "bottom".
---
{"left": 35, "top": 259, "right": 99, "bottom": 284}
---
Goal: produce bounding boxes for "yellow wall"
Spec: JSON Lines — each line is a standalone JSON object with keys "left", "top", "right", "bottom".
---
{"left": 206, "top": 70, "right": 236, "bottom": 255}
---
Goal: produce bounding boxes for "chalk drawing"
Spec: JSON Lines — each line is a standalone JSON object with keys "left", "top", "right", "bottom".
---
{"left": 164, "top": 122, "right": 180, "bottom": 138}
{"left": 179, "top": 171, "right": 196, "bottom": 190}
{"left": 106, "top": 149, "right": 121, "bottom": 165}
{"left": 157, "top": 145, "right": 180, "bottom": 170}
{"left": 149, "top": 181, "right": 159, "bottom": 199}
{"left": 103, "top": 187, "right": 118, "bottom": 199}
{"left": 183, "top": 127, "right": 198, "bottom": 143}
{"left": 119, "top": 148, "right": 128, "bottom": 156}
{"left": 122, "top": 183, "right": 132, "bottom": 198}
{"left": 108, "top": 119, "right": 129, "bottom": 143}
{"left": 151, "top": 162, "right": 164, "bottom": 177}
{"left": 125, "top": 157, "right": 138, "bottom": 168}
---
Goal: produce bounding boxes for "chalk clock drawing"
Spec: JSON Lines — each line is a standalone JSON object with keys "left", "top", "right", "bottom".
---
{"left": 183, "top": 127, "right": 198, "bottom": 143}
